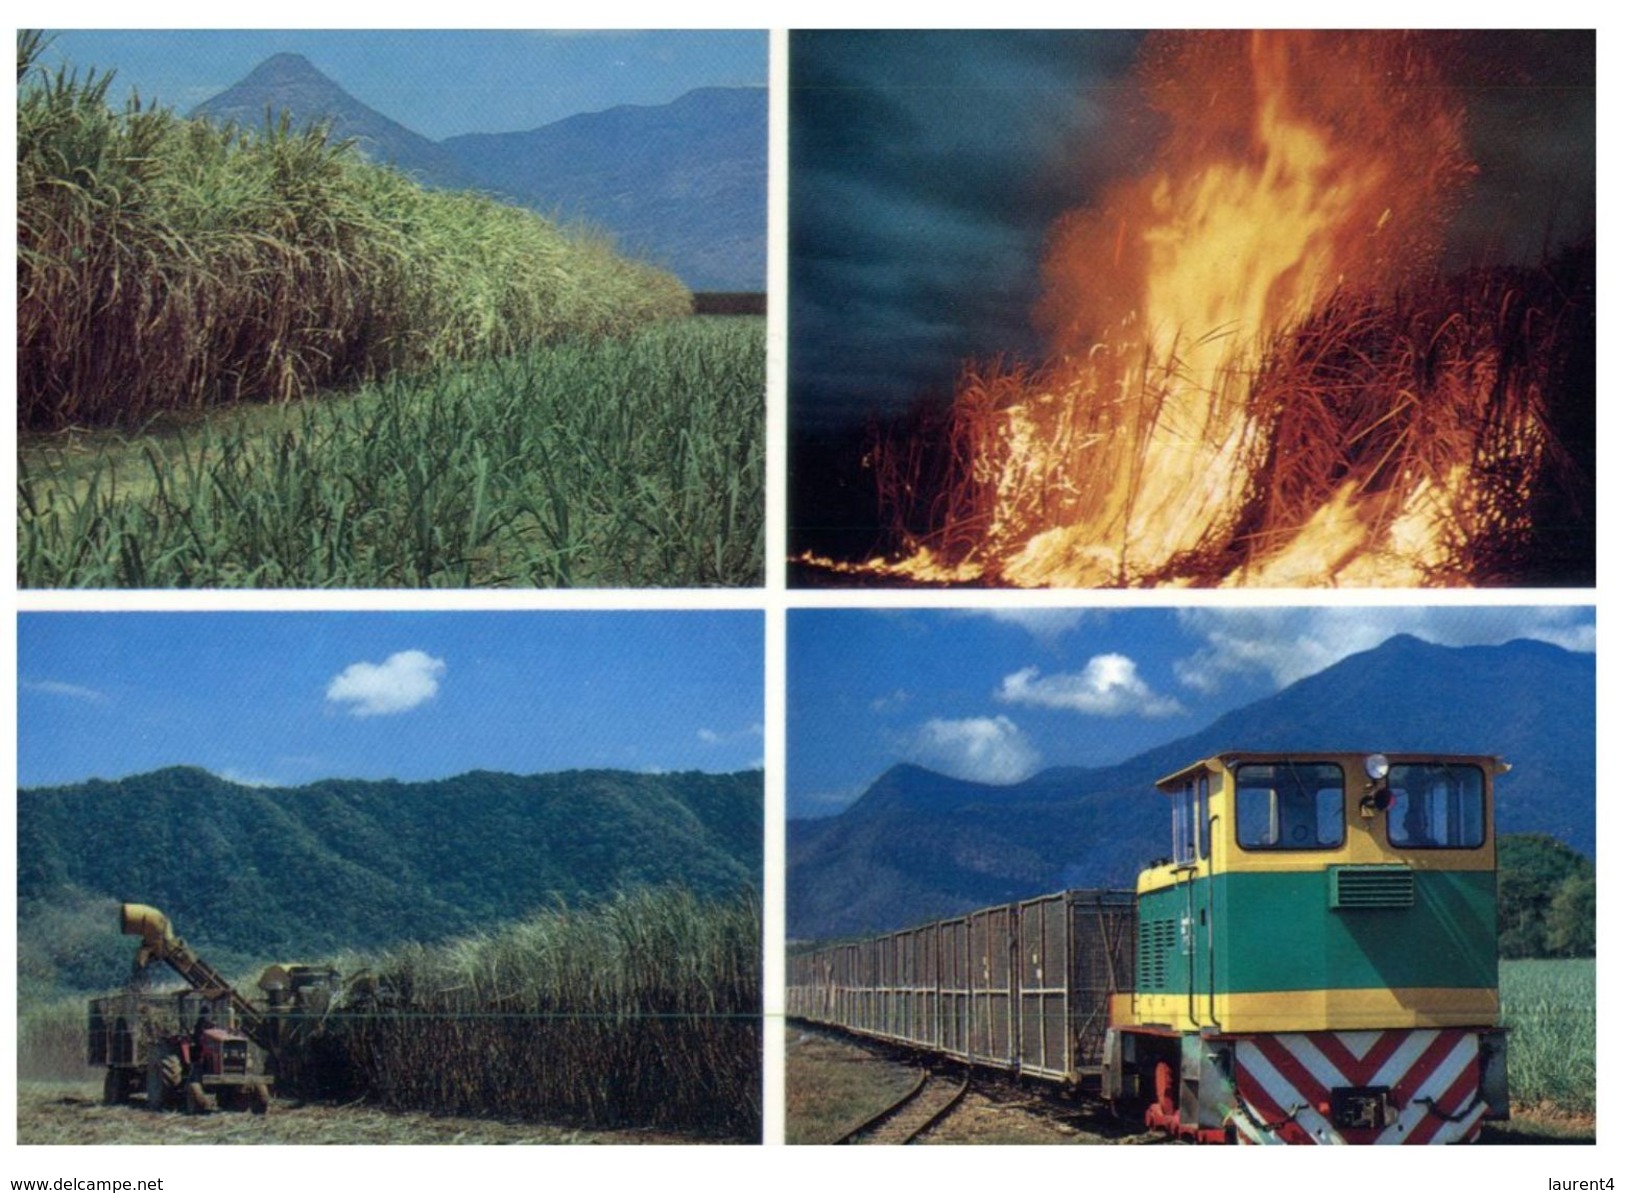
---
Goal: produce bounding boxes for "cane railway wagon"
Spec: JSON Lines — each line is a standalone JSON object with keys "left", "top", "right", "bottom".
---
{"left": 788, "top": 889, "right": 1134, "bottom": 1080}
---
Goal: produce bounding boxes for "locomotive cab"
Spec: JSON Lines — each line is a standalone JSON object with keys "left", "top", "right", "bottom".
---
{"left": 1108, "top": 751, "right": 1510, "bottom": 1144}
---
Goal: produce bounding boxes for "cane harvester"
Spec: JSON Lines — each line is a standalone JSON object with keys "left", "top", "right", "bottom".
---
{"left": 87, "top": 903, "right": 338, "bottom": 1113}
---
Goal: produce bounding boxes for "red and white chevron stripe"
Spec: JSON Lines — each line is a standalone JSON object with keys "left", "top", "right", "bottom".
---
{"left": 1232, "top": 1029, "right": 1486, "bottom": 1144}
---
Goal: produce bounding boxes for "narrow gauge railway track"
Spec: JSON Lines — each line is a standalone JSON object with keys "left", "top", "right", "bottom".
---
{"left": 834, "top": 1070, "right": 970, "bottom": 1144}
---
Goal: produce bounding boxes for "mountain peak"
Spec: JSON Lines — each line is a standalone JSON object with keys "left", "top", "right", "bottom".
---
{"left": 190, "top": 53, "right": 466, "bottom": 187}
{"left": 192, "top": 52, "right": 360, "bottom": 126}
{"left": 258, "top": 52, "right": 316, "bottom": 69}
{"left": 241, "top": 52, "right": 332, "bottom": 85}
{"left": 874, "top": 761, "right": 936, "bottom": 784}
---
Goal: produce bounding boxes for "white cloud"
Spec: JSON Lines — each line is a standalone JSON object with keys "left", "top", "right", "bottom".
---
{"left": 1174, "top": 607, "right": 1596, "bottom": 692}
{"left": 870, "top": 688, "right": 911, "bottom": 713}
{"left": 23, "top": 679, "right": 106, "bottom": 703}
{"left": 907, "top": 716, "right": 1040, "bottom": 784}
{"left": 1526, "top": 621, "right": 1597, "bottom": 653}
{"left": 1173, "top": 610, "right": 1339, "bottom": 693}
{"left": 212, "top": 768, "right": 282, "bottom": 789}
{"left": 697, "top": 723, "right": 763, "bottom": 746}
{"left": 997, "top": 654, "right": 1184, "bottom": 717}
{"left": 325, "top": 650, "right": 446, "bottom": 717}
{"left": 953, "top": 608, "right": 1092, "bottom": 642}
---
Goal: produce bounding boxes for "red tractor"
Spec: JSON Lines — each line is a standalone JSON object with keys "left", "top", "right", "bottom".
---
{"left": 89, "top": 987, "right": 271, "bottom": 1113}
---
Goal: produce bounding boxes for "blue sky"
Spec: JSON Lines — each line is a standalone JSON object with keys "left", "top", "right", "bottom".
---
{"left": 19, "top": 612, "right": 763, "bottom": 789}
{"left": 789, "top": 606, "right": 1595, "bottom": 818}
{"left": 39, "top": 30, "right": 767, "bottom": 140}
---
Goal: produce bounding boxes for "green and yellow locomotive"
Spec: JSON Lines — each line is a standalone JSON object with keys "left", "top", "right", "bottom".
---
{"left": 787, "top": 750, "right": 1510, "bottom": 1145}
{"left": 1109, "top": 751, "right": 1508, "bottom": 1143}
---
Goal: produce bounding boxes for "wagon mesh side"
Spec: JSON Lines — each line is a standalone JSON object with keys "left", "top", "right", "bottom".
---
{"left": 789, "top": 889, "right": 1135, "bottom": 1083}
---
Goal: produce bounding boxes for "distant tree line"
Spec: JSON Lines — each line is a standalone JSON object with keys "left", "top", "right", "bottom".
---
{"left": 1498, "top": 833, "right": 1594, "bottom": 958}
{"left": 692, "top": 292, "right": 767, "bottom": 316}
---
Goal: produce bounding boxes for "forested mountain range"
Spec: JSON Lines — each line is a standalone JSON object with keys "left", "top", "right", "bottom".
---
{"left": 20, "top": 766, "right": 762, "bottom": 995}
{"left": 789, "top": 635, "right": 1593, "bottom": 938}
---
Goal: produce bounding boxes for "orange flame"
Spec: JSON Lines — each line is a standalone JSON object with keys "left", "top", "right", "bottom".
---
{"left": 813, "top": 31, "right": 1559, "bottom": 589}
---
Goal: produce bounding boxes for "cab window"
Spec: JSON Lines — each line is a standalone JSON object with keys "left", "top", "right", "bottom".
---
{"left": 1235, "top": 762, "right": 1345, "bottom": 850}
{"left": 1386, "top": 764, "right": 1485, "bottom": 849}
{"left": 1172, "top": 775, "right": 1210, "bottom": 864}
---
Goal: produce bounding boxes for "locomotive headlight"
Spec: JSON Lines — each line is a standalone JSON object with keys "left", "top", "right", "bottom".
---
{"left": 1359, "top": 754, "right": 1393, "bottom": 818}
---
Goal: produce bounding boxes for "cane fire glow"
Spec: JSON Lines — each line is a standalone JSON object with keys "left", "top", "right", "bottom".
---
{"left": 809, "top": 32, "right": 1569, "bottom": 588}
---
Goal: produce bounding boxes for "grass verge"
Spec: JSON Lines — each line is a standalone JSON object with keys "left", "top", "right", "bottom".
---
{"left": 1500, "top": 956, "right": 1595, "bottom": 1116}
{"left": 20, "top": 317, "right": 764, "bottom": 587}
{"left": 16, "top": 1081, "right": 698, "bottom": 1144}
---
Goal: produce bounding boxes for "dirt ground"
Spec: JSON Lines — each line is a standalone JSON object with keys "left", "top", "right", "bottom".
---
{"left": 786, "top": 1027, "right": 1154, "bottom": 1145}
{"left": 785, "top": 1025, "right": 1595, "bottom": 1146}
{"left": 17, "top": 1081, "right": 701, "bottom": 1145}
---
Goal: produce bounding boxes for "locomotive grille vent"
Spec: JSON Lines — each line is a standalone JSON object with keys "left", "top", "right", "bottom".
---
{"left": 1330, "top": 865, "right": 1415, "bottom": 909}
{"left": 1137, "top": 918, "right": 1177, "bottom": 990}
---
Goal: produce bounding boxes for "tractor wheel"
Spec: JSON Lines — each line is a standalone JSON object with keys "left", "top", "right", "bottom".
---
{"left": 146, "top": 1053, "right": 185, "bottom": 1111}
{"left": 185, "top": 1081, "right": 215, "bottom": 1114}
{"left": 249, "top": 1083, "right": 271, "bottom": 1115}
